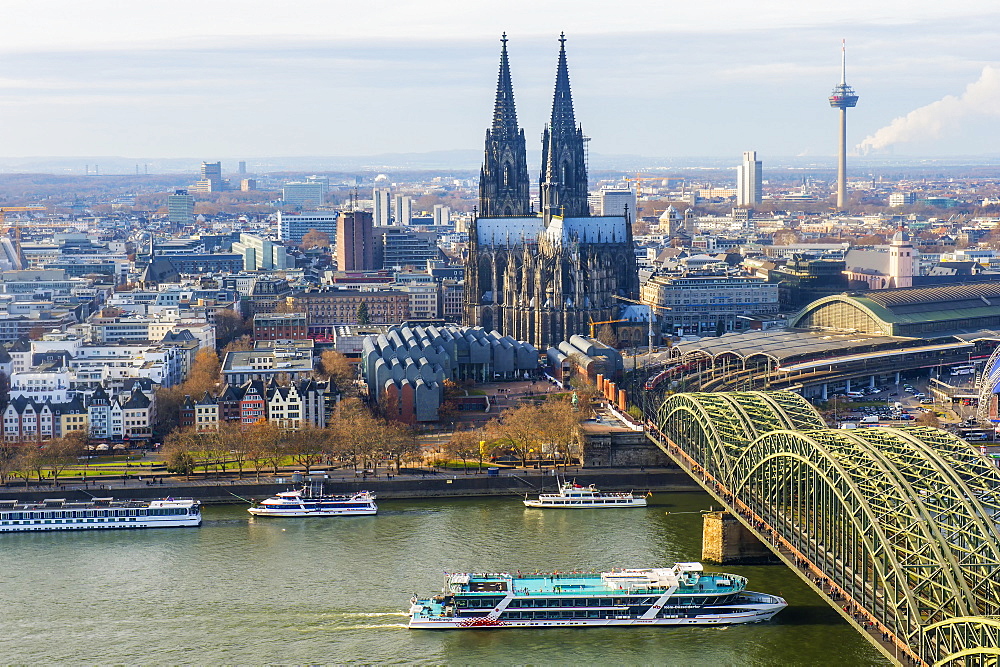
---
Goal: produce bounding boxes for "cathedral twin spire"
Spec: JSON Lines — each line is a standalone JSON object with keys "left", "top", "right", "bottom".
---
{"left": 479, "top": 33, "right": 589, "bottom": 219}
{"left": 479, "top": 33, "right": 530, "bottom": 218}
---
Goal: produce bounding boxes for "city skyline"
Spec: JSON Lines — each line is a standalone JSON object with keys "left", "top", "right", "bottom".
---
{"left": 2, "top": 2, "right": 1000, "bottom": 160}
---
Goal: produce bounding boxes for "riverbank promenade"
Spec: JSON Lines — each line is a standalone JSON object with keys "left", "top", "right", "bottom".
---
{"left": 0, "top": 466, "right": 698, "bottom": 504}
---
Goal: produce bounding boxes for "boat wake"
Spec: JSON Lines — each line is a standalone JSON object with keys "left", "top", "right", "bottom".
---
{"left": 311, "top": 623, "right": 408, "bottom": 631}
{"left": 336, "top": 612, "right": 409, "bottom": 618}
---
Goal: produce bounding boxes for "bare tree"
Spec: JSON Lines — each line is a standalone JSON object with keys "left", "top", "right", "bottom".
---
{"left": 487, "top": 404, "right": 544, "bottom": 467}
{"left": 214, "top": 309, "right": 249, "bottom": 348}
{"left": 300, "top": 228, "right": 331, "bottom": 250}
{"left": 42, "top": 433, "right": 87, "bottom": 485}
{"left": 596, "top": 323, "right": 619, "bottom": 348}
{"left": 285, "top": 426, "right": 329, "bottom": 475}
{"left": 163, "top": 429, "right": 200, "bottom": 479}
{"left": 0, "top": 441, "right": 25, "bottom": 485}
{"left": 539, "top": 399, "right": 584, "bottom": 467}
{"left": 221, "top": 335, "right": 253, "bottom": 355}
{"left": 243, "top": 421, "right": 280, "bottom": 481}
{"left": 320, "top": 350, "right": 354, "bottom": 390}
{"left": 916, "top": 411, "right": 941, "bottom": 428}
{"left": 219, "top": 421, "right": 250, "bottom": 479}
{"left": 444, "top": 430, "right": 480, "bottom": 474}
{"left": 383, "top": 421, "right": 419, "bottom": 473}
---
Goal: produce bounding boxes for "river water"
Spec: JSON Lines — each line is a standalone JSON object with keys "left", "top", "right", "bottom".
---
{"left": 1, "top": 492, "right": 885, "bottom": 665}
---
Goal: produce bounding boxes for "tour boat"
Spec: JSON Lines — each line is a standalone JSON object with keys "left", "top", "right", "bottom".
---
{"left": 408, "top": 562, "right": 786, "bottom": 629}
{"left": 0, "top": 497, "right": 201, "bottom": 532}
{"left": 247, "top": 484, "right": 377, "bottom": 517}
{"left": 523, "top": 480, "right": 648, "bottom": 508}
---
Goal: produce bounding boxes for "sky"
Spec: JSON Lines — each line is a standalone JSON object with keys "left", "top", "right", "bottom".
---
{"left": 2, "top": 0, "right": 1000, "bottom": 164}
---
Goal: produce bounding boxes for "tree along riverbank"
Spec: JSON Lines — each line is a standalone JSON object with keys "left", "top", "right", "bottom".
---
{"left": 0, "top": 467, "right": 699, "bottom": 504}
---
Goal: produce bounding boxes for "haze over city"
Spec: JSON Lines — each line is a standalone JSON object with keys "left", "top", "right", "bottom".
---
{"left": 2, "top": 0, "right": 1000, "bottom": 163}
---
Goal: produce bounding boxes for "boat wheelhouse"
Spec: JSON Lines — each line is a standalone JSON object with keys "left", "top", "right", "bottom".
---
{"left": 409, "top": 562, "right": 786, "bottom": 629}
{"left": 523, "top": 480, "right": 648, "bottom": 508}
{"left": 0, "top": 497, "right": 201, "bottom": 532}
{"left": 248, "top": 483, "right": 377, "bottom": 517}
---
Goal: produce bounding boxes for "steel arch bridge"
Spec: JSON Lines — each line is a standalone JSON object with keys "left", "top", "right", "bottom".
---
{"left": 652, "top": 390, "right": 1000, "bottom": 666}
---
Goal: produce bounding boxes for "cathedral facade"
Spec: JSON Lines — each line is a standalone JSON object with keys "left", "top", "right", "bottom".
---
{"left": 464, "top": 35, "right": 639, "bottom": 351}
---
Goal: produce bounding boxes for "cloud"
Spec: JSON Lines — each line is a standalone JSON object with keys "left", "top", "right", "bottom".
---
{"left": 858, "top": 66, "right": 1000, "bottom": 153}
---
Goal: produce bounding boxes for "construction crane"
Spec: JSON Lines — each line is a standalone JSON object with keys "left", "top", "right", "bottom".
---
{"left": 0, "top": 206, "right": 47, "bottom": 269}
{"left": 1, "top": 206, "right": 48, "bottom": 239}
{"left": 588, "top": 318, "right": 628, "bottom": 339}
{"left": 611, "top": 294, "right": 672, "bottom": 363}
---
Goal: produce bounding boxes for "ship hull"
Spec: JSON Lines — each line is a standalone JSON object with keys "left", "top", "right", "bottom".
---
{"left": 247, "top": 508, "right": 377, "bottom": 517}
{"left": 409, "top": 604, "right": 785, "bottom": 629}
{"left": 523, "top": 499, "right": 647, "bottom": 508}
{"left": 0, "top": 517, "right": 201, "bottom": 532}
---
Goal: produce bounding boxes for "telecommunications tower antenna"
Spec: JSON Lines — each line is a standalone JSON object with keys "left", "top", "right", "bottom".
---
{"left": 829, "top": 40, "right": 859, "bottom": 210}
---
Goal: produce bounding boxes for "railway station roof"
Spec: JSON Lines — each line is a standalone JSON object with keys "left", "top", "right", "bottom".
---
{"left": 789, "top": 282, "right": 1000, "bottom": 336}
{"left": 673, "top": 329, "right": 911, "bottom": 365}
{"left": 671, "top": 326, "right": 995, "bottom": 370}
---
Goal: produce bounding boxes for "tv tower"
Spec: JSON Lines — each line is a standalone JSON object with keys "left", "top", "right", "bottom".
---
{"left": 829, "top": 40, "right": 858, "bottom": 210}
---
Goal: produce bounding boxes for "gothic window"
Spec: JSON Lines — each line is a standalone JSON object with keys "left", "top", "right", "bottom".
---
{"left": 503, "top": 163, "right": 512, "bottom": 188}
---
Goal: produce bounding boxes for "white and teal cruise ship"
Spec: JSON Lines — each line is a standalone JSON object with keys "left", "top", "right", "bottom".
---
{"left": 409, "top": 562, "right": 786, "bottom": 629}
{"left": 0, "top": 497, "right": 201, "bottom": 532}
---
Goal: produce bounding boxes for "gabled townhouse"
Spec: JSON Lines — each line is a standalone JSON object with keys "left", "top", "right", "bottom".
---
{"left": 86, "top": 386, "right": 112, "bottom": 439}
{"left": 239, "top": 380, "right": 267, "bottom": 424}
{"left": 266, "top": 380, "right": 301, "bottom": 430}
{"left": 193, "top": 393, "right": 219, "bottom": 432}
{"left": 175, "top": 379, "right": 332, "bottom": 432}
{"left": 216, "top": 384, "right": 242, "bottom": 422}
{"left": 179, "top": 395, "right": 197, "bottom": 429}
{"left": 118, "top": 386, "right": 154, "bottom": 441}
{"left": 3, "top": 395, "right": 89, "bottom": 442}
{"left": 86, "top": 384, "right": 155, "bottom": 442}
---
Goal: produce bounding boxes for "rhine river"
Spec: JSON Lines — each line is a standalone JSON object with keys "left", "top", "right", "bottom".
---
{"left": 1, "top": 492, "right": 885, "bottom": 665}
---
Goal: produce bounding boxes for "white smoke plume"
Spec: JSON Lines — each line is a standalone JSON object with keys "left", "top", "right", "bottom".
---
{"left": 857, "top": 66, "right": 1000, "bottom": 154}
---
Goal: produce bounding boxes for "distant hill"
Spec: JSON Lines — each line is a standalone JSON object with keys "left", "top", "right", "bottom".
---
{"left": 2, "top": 153, "right": 1000, "bottom": 176}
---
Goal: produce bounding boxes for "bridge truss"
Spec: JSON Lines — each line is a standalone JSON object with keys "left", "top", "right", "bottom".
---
{"left": 654, "top": 391, "right": 1000, "bottom": 666}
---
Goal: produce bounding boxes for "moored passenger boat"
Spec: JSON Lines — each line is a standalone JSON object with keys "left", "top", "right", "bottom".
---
{"left": 409, "top": 562, "right": 786, "bottom": 628}
{"left": 0, "top": 497, "right": 201, "bottom": 532}
{"left": 248, "top": 483, "right": 377, "bottom": 517}
{"left": 523, "top": 480, "right": 648, "bottom": 508}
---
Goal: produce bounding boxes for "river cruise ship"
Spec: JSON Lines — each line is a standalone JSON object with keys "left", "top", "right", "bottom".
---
{"left": 248, "top": 484, "right": 377, "bottom": 517}
{"left": 0, "top": 497, "right": 201, "bottom": 532}
{"left": 409, "top": 562, "right": 786, "bottom": 629}
{"left": 523, "top": 480, "right": 648, "bottom": 508}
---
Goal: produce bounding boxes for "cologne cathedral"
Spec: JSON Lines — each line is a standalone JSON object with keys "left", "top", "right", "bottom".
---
{"left": 465, "top": 34, "right": 639, "bottom": 351}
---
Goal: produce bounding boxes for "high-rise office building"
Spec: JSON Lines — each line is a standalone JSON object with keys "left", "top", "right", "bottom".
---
{"left": 393, "top": 195, "right": 413, "bottom": 226}
{"left": 336, "top": 211, "right": 376, "bottom": 271}
{"left": 282, "top": 182, "right": 325, "bottom": 208}
{"left": 373, "top": 188, "right": 392, "bottom": 227}
{"left": 599, "top": 187, "right": 636, "bottom": 217}
{"left": 278, "top": 212, "right": 338, "bottom": 247}
{"left": 232, "top": 233, "right": 292, "bottom": 271}
{"left": 191, "top": 161, "right": 225, "bottom": 192}
{"left": 378, "top": 228, "right": 439, "bottom": 269}
{"left": 167, "top": 190, "right": 194, "bottom": 226}
{"left": 238, "top": 161, "right": 247, "bottom": 176}
{"left": 432, "top": 205, "right": 451, "bottom": 226}
{"left": 736, "top": 151, "right": 762, "bottom": 207}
